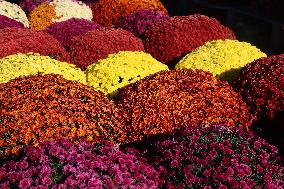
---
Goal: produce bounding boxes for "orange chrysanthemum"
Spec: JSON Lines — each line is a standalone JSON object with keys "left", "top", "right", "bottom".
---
{"left": 91, "top": 0, "right": 168, "bottom": 27}
{"left": 29, "top": 2, "right": 58, "bottom": 30}
{"left": 0, "top": 74, "right": 125, "bottom": 157}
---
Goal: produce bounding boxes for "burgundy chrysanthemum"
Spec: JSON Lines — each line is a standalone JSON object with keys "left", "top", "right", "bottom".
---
{"left": 45, "top": 18, "right": 102, "bottom": 51}
{"left": 0, "top": 138, "right": 160, "bottom": 188}
{"left": 0, "top": 28, "right": 69, "bottom": 62}
{"left": 115, "top": 69, "right": 255, "bottom": 143}
{"left": 70, "top": 28, "right": 145, "bottom": 70}
{"left": 144, "top": 14, "right": 236, "bottom": 66}
{"left": 0, "top": 15, "right": 24, "bottom": 29}
{"left": 130, "top": 125, "right": 284, "bottom": 188}
{"left": 233, "top": 55, "right": 284, "bottom": 152}
{"left": 116, "top": 9, "right": 169, "bottom": 39}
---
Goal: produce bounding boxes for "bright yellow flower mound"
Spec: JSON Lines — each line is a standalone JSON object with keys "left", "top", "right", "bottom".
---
{"left": 175, "top": 39, "right": 267, "bottom": 82}
{"left": 0, "top": 53, "right": 86, "bottom": 84}
{"left": 86, "top": 51, "right": 169, "bottom": 97}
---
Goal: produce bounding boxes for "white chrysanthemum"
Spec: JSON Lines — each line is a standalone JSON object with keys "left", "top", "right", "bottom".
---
{"left": 51, "top": 0, "right": 92, "bottom": 22}
{"left": 0, "top": 1, "right": 29, "bottom": 27}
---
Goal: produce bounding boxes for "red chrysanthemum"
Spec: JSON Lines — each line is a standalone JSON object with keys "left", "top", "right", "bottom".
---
{"left": 0, "top": 28, "right": 69, "bottom": 62}
{"left": 144, "top": 14, "right": 236, "bottom": 66}
{"left": 70, "top": 28, "right": 145, "bottom": 70}
{"left": 233, "top": 55, "right": 284, "bottom": 152}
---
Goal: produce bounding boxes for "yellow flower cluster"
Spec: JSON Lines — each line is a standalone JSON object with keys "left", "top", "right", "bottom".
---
{"left": 85, "top": 51, "right": 169, "bottom": 97}
{"left": 0, "top": 53, "right": 86, "bottom": 84}
{"left": 175, "top": 39, "right": 267, "bottom": 82}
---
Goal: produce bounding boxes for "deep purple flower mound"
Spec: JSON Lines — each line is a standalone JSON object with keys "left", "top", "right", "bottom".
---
{"left": 0, "top": 138, "right": 160, "bottom": 188}
{"left": 144, "top": 14, "right": 236, "bottom": 66}
{"left": 136, "top": 125, "right": 284, "bottom": 188}
{"left": 45, "top": 18, "right": 103, "bottom": 51}
{"left": 20, "top": 0, "right": 51, "bottom": 13}
{"left": 116, "top": 9, "right": 169, "bottom": 39}
{"left": 0, "top": 15, "right": 24, "bottom": 29}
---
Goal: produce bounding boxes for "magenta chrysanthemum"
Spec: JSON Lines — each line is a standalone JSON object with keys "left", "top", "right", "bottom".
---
{"left": 45, "top": 18, "right": 102, "bottom": 51}
{"left": 116, "top": 9, "right": 169, "bottom": 39}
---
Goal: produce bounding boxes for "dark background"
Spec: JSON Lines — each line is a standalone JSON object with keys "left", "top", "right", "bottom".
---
{"left": 161, "top": 0, "right": 284, "bottom": 55}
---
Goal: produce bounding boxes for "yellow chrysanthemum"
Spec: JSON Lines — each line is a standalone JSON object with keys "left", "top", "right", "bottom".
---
{"left": 0, "top": 53, "right": 86, "bottom": 84}
{"left": 175, "top": 39, "right": 267, "bottom": 82}
{"left": 85, "top": 51, "right": 169, "bottom": 97}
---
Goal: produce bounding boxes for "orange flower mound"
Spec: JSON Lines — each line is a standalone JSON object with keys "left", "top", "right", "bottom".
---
{"left": 115, "top": 69, "right": 255, "bottom": 143}
{"left": 29, "top": 2, "right": 57, "bottom": 30}
{"left": 0, "top": 74, "right": 124, "bottom": 157}
{"left": 91, "top": 0, "right": 168, "bottom": 27}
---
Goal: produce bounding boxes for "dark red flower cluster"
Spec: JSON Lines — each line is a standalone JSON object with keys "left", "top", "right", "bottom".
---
{"left": 233, "top": 55, "right": 284, "bottom": 151}
{"left": 0, "top": 15, "right": 24, "bottom": 29}
{"left": 144, "top": 14, "right": 236, "bottom": 66}
{"left": 70, "top": 28, "right": 145, "bottom": 70}
{"left": 45, "top": 18, "right": 103, "bottom": 51}
{"left": 115, "top": 69, "right": 254, "bottom": 143}
{"left": 115, "top": 9, "right": 169, "bottom": 39}
{"left": 133, "top": 125, "right": 284, "bottom": 188}
{"left": 0, "top": 138, "right": 160, "bottom": 188}
{"left": 233, "top": 55, "right": 283, "bottom": 124}
{"left": 0, "top": 28, "right": 69, "bottom": 62}
{"left": 0, "top": 74, "right": 124, "bottom": 157}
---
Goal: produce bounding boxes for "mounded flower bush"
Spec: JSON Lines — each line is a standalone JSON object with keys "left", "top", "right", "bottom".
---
{"left": 176, "top": 39, "right": 267, "bottom": 82}
{"left": 86, "top": 51, "right": 169, "bottom": 97}
{"left": 134, "top": 125, "right": 284, "bottom": 188}
{"left": 0, "top": 15, "right": 24, "bottom": 29}
{"left": 91, "top": 0, "right": 168, "bottom": 27}
{"left": 0, "top": 138, "right": 160, "bottom": 188}
{"left": 0, "top": 28, "right": 69, "bottom": 62}
{"left": 70, "top": 28, "right": 145, "bottom": 70}
{"left": 0, "top": 74, "right": 124, "bottom": 157}
{"left": 115, "top": 69, "right": 255, "bottom": 143}
{"left": 45, "top": 18, "right": 102, "bottom": 51}
{"left": 29, "top": 0, "right": 93, "bottom": 30}
{"left": 0, "top": 53, "right": 86, "bottom": 84}
{"left": 144, "top": 14, "right": 236, "bottom": 66}
{"left": 0, "top": 1, "right": 29, "bottom": 27}
{"left": 233, "top": 55, "right": 284, "bottom": 150}
{"left": 116, "top": 9, "right": 169, "bottom": 39}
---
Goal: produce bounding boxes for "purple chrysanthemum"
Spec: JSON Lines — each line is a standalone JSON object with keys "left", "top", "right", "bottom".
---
{"left": 116, "top": 9, "right": 169, "bottom": 39}
{"left": 0, "top": 15, "right": 24, "bottom": 29}
{"left": 131, "top": 125, "right": 284, "bottom": 188}
{"left": 0, "top": 138, "right": 160, "bottom": 188}
{"left": 20, "top": 0, "right": 51, "bottom": 13}
{"left": 45, "top": 18, "right": 103, "bottom": 51}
